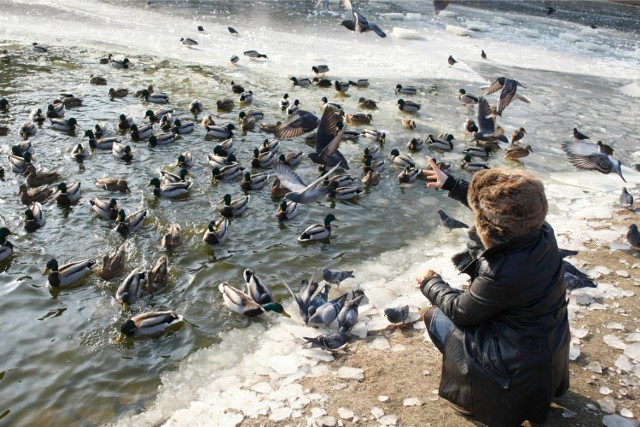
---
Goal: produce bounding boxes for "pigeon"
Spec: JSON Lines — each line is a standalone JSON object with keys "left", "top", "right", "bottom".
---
{"left": 274, "top": 110, "right": 318, "bottom": 139}
{"left": 308, "top": 104, "right": 349, "bottom": 169}
{"left": 484, "top": 77, "right": 526, "bottom": 116}
{"left": 303, "top": 331, "right": 351, "bottom": 350}
{"left": 307, "top": 284, "right": 330, "bottom": 320}
{"left": 308, "top": 293, "right": 348, "bottom": 326}
{"left": 561, "top": 140, "right": 625, "bottom": 182}
{"left": 481, "top": 50, "right": 487, "bottom": 59}
{"left": 432, "top": 0, "right": 451, "bottom": 13}
{"left": 546, "top": 6, "right": 556, "bottom": 16}
{"left": 197, "top": 25, "right": 204, "bottom": 32}
{"left": 620, "top": 188, "right": 633, "bottom": 209}
{"left": 562, "top": 260, "right": 596, "bottom": 288}
{"left": 180, "top": 37, "right": 198, "bottom": 47}
{"left": 384, "top": 306, "right": 409, "bottom": 324}
{"left": 564, "top": 271, "right": 596, "bottom": 290}
{"left": 228, "top": 26, "right": 239, "bottom": 35}
{"left": 573, "top": 127, "right": 590, "bottom": 140}
{"left": 448, "top": 55, "right": 457, "bottom": 66}
{"left": 627, "top": 224, "right": 640, "bottom": 249}
{"left": 273, "top": 162, "right": 341, "bottom": 204}
{"left": 472, "top": 97, "right": 509, "bottom": 144}
{"left": 596, "top": 141, "right": 614, "bottom": 156}
{"left": 322, "top": 268, "right": 355, "bottom": 287}
{"left": 437, "top": 209, "right": 469, "bottom": 231}
{"left": 341, "top": 0, "right": 386, "bottom": 38}
{"left": 337, "top": 293, "right": 365, "bottom": 332}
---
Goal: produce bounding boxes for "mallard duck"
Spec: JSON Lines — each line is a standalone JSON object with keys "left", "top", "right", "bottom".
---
{"left": 116, "top": 267, "right": 146, "bottom": 309}
{"left": 244, "top": 50, "right": 267, "bottom": 59}
{"left": 161, "top": 168, "right": 189, "bottom": 184}
{"left": 216, "top": 99, "right": 234, "bottom": 112}
{"left": 243, "top": 268, "right": 275, "bottom": 304}
{"left": 0, "top": 228, "right": 12, "bottom": 261}
{"left": 397, "top": 99, "right": 420, "bottom": 112}
{"left": 201, "top": 114, "right": 215, "bottom": 128}
{"left": 120, "top": 311, "right": 183, "bottom": 337}
{"left": 313, "top": 78, "right": 333, "bottom": 88}
{"left": 112, "top": 142, "right": 133, "bottom": 161}
{"left": 219, "top": 282, "right": 289, "bottom": 317}
{"left": 90, "top": 75, "right": 107, "bottom": 85}
{"left": 298, "top": 214, "right": 337, "bottom": 242}
{"left": 93, "top": 123, "right": 108, "bottom": 138}
{"left": 395, "top": 84, "right": 417, "bottom": 95}
{"left": 348, "top": 78, "right": 369, "bottom": 87}
{"left": 275, "top": 200, "right": 298, "bottom": 220}
{"left": 145, "top": 255, "right": 169, "bottom": 294}
{"left": 220, "top": 194, "right": 249, "bottom": 217}
{"left": 330, "top": 186, "right": 362, "bottom": 200}
{"left": 114, "top": 208, "right": 148, "bottom": 235}
{"left": 212, "top": 164, "right": 243, "bottom": 182}
{"left": 511, "top": 127, "right": 526, "bottom": 145}
{"left": 128, "top": 124, "right": 151, "bottom": 142}
{"left": 270, "top": 177, "right": 290, "bottom": 198}
{"left": 55, "top": 182, "right": 81, "bottom": 205}
{"left": 361, "top": 170, "right": 381, "bottom": 186}
{"left": 461, "top": 154, "right": 490, "bottom": 171}
{"left": 504, "top": 144, "right": 533, "bottom": 160}
{"left": 239, "top": 114, "right": 255, "bottom": 131}
{"left": 427, "top": 134, "right": 455, "bottom": 151}
{"left": 358, "top": 97, "right": 377, "bottom": 109}
{"left": 274, "top": 110, "right": 319, "bottom": 139}
{"left": 348, "top": 113, "right": 373, "bottom": 125}
{"left": 108, "top": 88, "right": 128, "bottom": 99}
{"left": 0, "top": 50, "right": 11, "bottom": 63}
{"left": 117, "top": 114, "right": 133, "bottom": 132}
{"left": 24, "top": 202, "right": 46, "bottom": 232}
{"left": 32, "top": 42, "right": 48, "bottom": 53}
{"left": 312, "top": 64, "right": 329, "bottom": 75}
{"left": 334, "top": 81, "right": 350, "bottom": 93}
{"left": 286, "top": 99, "right": 301, "bottom": 116}
{"left": 29, "top": 108, "right": 46, "bottom": 124}
{"left": 389, "top": 149, "right": 415, "bottom": 168}
{"left": 218, "top": 138, "right": 235, "bottom": 155}
{"left": 321, "top": 96, "right": 342, "bottom": 111}
{"left": 458, "top": 89, "right": 479, "bottom": 106}
{"left": 180, "top": 37, "right": 198, "bottom": 47}
{"left": 159, "top": 113, "right": 174, "bottom": 132}
{"left": 59, "top": 93, "right": 81, "bottom": 107}
{"left": 145, "top": 108, "right": 173, "bottom": 123}
{"left": 19, "top": 184, "right": 52, "bottom": 205}
{"left": 407, "top": 137, "right": 424, "bottom": 151}
{"left": 99, "top": 244, "right": 126, "bottom": 280}
{"left": 24, "top": 163, "right": 61, "bottom": 187}
{"left": 230, "top": 81, "right": 244, "bottom": 94}
{"left": 206, "top": 123, "right": 235, "bottom": 139}
{"left": 176, "top": 151, "right": 194, "bottom": 169}
{"left": 171, "top": 119, "right": 195, "bottom": 135}
{"left": 189, "top": 99, "right": 204, "bottom": 117}
{"left": 208, "top": 149, "right": 237, "bottom": 169}
{"left": 45, "top": 258, "right": 96, "bottom": 288}
{"left": 290, "top": 77, "right": 311, "bottom": 87}
{"left": 362, "top": 146, "right": 380, "bottom": 160}
{"left": 108, "top": 54, "right": 130, "bottom": 69}
{"left": 51, "top": 117, "right": 77, "bottom": 133}
{"left": 9, "top": 150, "right": 31, "bottom": 174}
{"left": 147, "top": 177, "right": 192, "bottom": 197}
{"left": 240, "top": 172, "right": 269, "bottom": 191}
{"left": 90, "top": 197, "right": 119, "bottom": 220}
{"left": 464, "top": 119, "right": 479, "bottom": 135}
{"left": 402, "top": 118, "right": 416, "bottom": 129}
{"left": 140, "top": 89, "right": 168, "bottom": 104}
{"left": 398, "top": 166, "right": 422, "bottom": 183}
{"left": 162, "top": 224, "right": 182, "bottom": 249}
{"left": 148, "top": 133, "right": 176, "bottom": 147}
{"left": 324, "top": 173, "right": 355, "bottom": 188}
{"left": 363, "top": 157, "right": 385, "bottom": 173}
{"left": 260, "top": 138, "right": 279, "bottom": 154}
{"left": 19, "top": 121, "right": 37, "bottom": 140}
{"left": 251, "top": 148, "right": 275, "bottom": 169}
{"left": 71, "top": 143, "right": 90, "bottom": 161}
{"left": 203, "top": 217, "right": 229, "bottom": 245}
{"left": 95, "top": 178, "right": 129, "bottom": 192}
{"left": 84, "top": 130, "right": 117, "bottom": 149}
{"left": 278, "top": 152, "right": 303, "bottom": 166}
{"left": 462, "top": 146, "right": 492, "bottom": 158}
{"left": 239, "top": 91, "right": 253, "bottom": 104}
{"left": 362, "top": 128, "right": 385, "bottom": 143}
{"left": 279, "top": 93, "right": 290, "bottom": 111}
{"left": 47, "top": 102, "right": 65, "bottom": 118}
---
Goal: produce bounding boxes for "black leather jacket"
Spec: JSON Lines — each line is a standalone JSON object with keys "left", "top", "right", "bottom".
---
{"left": 421, "top": 177, "right": 570, "bottom": 427}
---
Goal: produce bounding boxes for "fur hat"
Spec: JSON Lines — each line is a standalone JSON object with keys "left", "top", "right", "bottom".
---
{"left": 467, "top": 169, "right": 548, "bottom": 248}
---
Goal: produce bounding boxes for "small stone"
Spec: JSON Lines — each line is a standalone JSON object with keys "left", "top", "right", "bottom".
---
{"left": 269, "top": 407, "right": 293, "bottom": 422}
{"left": 616, "top": 270, "right": 629, "bottom": 278}
{"left": 378, "top": 395, "right": 389, "bottom": 402}
{"left": 334, "top": 383, "right": 348, "bottom": 391}
{"left": 370, "top": 336, "right": 391, "bottom": 350}
{"left": 321, "top": 416, "right": 336, "bottom": 426}
{"left": 600, "top": 386, "right": 613, "bottom": 395}
{"left": 607, "top": 322, "right": 625, "bottom": 331}
{"left": 615, "top": 355, "right": 633, "bottom": 372}
{"left": 338, "top": 408, "right": 354, "bottom": 420}
{"left": 573, "top": 328, "right": 589, "bottom": 339}
{"left": 603, "top": 414, "right": 640, "bottom": 427}
{"left": 620, "top": 408, "right": 634, "bottom": 418}
{"left": 380, "top": 414, "right": 398, "bottom": 426}
{"left": 587, "top": 362, "right": 603, "bottom": 374}
{"left": 337, "top": 367, "right": 364, "bottom": 381}
{"left": 598, "top": 397, "right": 616, "bottom": 414}
{"left": 562, "top": 410, "right": 577, "bottom": 418}
{"left": 371, "top": 407, "right": 385, "bottom": 419}
{"left": 403, "top": 397, "right": 423, "bottom": 407}
{"left": 604, "top": 334, "right": 627, "bottom": 350}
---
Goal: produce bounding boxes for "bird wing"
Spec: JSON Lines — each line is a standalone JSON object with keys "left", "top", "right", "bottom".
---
{"left": 304, "top": 163, "right": 341, "bottom": 192}
{"left": 561, "top": 140, "right": 599, "bottom": 157}
{"left": 315, "top": 105, "right": 341, "bottom": 153}
{"left": 369, "top": 23, "right": 387, "bottom": 38}
{"left": 476, "top": 97, "right": 495, "bottom": 134}
{"left": 497, "top": 79, "right": 519, "bottom": 114}
{"left": 567, "top": 154, "right": 613, "bottom": 173}
{"left": 483, "top": 78, "right": 504, "bottom": 96}
{"left": 274, "top": 111, "right": 318, "bottom": 139}
{"left": 273, "top": 162, "right": 308, "bottom": 192}
{"left": 352, "top": 8, "right": 367, "bottom": 33}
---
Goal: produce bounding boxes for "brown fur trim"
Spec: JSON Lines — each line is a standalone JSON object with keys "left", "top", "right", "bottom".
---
{"left": 467, "top": 169, "right": 548, "bottom": 247}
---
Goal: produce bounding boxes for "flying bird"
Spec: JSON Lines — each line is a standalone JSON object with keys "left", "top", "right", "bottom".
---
{"left": 308, "top": 104, "right": 349, "bottom": 169}
{"left": 472, "top": 97, "right": 509, "bottom": 144}
{"left": 274, "top": 110, "right": 318, "bottom": 139}
{"left": 273, "top": 162, "right": 341, "bottom": 204}
{"left": 484, "top": 77, "right": 526, "bottom": 116}
{"left": 341, "top": 0, "right": 387, "bottom": 38}
{"left": 561, "top": 140, "right": 625, "bottom": 182}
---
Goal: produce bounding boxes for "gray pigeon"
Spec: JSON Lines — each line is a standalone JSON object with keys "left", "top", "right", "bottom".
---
{"left": 308, "top": 293, "right": 348, "bottom": 326}
{"left": 308, "top": 104, "right": 349, "bottom": 169}
{"left": 562, "top": 261, "right": 596, "bottom": 288}
{"left": 561, "top": 140, "right": 625, "bottom": 183}
{"left": 384, "top": 305, "right": 409, "bottom": 324}
{"left": 564, "top": 271, "right": 596, "bottom": 290}
{"left": 483, "top": 77, "right": 526, "bottom": 116}
{"left": 627, "top": 224, "right": 640, "bottom": 249}
{"left": 322, "top": 268, "right": 355, "bottom": 287}
{"left": 306, "top": 284, "right": 331, "bottom": 322}
{"left": 437, "top": 209, "right": 469, "bottom": 230}
{"left": 281, "top": 278, "right": 318, "bottom": 324}
{"left": 337, "top": 294, "right": 365, "bottom": 332}
{"left": 273, "top": 162, "right": 341, "bottom": 204}
{"left": 303, "top": 331, "right": 351, "bottom": 350}
{"left": 620, "top": 187, "right": 633, "bottom": 209}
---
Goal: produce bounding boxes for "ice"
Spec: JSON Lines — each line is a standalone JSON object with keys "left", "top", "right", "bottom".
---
{"left": 320, "top": 416, "right": 336, "bottom": 426}
{"left": 587, "top": 362, "right": 603, "bottom": 374}
{"left": 378, "top": 395, "right": 390, "bottom": 402}
{"left": 600, "top": 386, "right": 613, "bottom": 395}
{"left": 380, "top": 415, "right": 398, "bottom": 426}
{"left": 366, "top": 288, "right": 400, "bottom": 310}
{"left": 439, "top": 11, "right": 456, "bottom": 18}
{"left": 623, "top": 343, "right": 640, "bottom": 362}
{"left": 615, "top": 355, "right": 634, "bottom": 372}
{"left": 391, "top": 28, "right": 425, "bottom": 40}
{"left": 338, "top": 408, "right": 354, "bottom": 420}
{"left": 370, "top": 337, "right": 391, "bottom": 350}
{"left": 371, "top": 407, "right": 385, "bottom": 419}
{"left": 620, "top": 409, "right": 634, "bottom": 419}
{"left": 602, "top": 415, "right": 638, "bottom": 427}
{"left": 351, "top": 321, "right": 368, "bottom": 339}
{"left": 445, "top": 25, "right": 473, "bottom": 37}
{"left": 219, "top": 412, "right": 244, "bottom": 427}
{"left": 263, "top": 355, "right": 300, "bottom": 376}
{"left": 599, "top": 397, "right": 617, "bottom": 414}
{"left": 616, "top": 270, "right": 629, "bottom": 278}
{"left": 575, "top": 41, "right": 606, "bottom": 53}
{"left": 608, "top": 323, "right": 625, "bottom": 331}
{"left": 559, "top": 33, "right": 584, "bottom": 43}
{"left": 366, "top": 317, "right": 391, "bottom": 332}
{"left": 605, "top": 335, "right": 628, "bottom": 350}
{"left": 299, "top": 349, "right": 335, "bottom": 363}
{"left": 402, "top": 397, "right": 423, "bottom": 407}
{"left": 626, "top": 333, "right": 640, "bottom": 343}
{"left": 573, "top": 328, "right": 589, "bottom": 339}
{"left": 569, "top": 344, "right": 581, "bottom": 361}
{"left": 251, "top": 382, "right": 274, "bottom": 394}
{"left": 493, "top": 17, "right": 514, "bottom": 25}
{"left": 516, "top": 28, "right": 539, "bottom": 38}
{"left": 311, "top": 407, "right": 327, "bottom": 418}
{"left": 269, "top": 407, "right": 292, "bottom": 422}
{"left": 466, "top": 22, "right": 490, "bottom": 32}
{"left": 337, "top": 367, "right": 364, "bottom": 381}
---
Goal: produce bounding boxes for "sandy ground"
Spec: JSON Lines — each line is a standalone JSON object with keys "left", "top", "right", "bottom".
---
{"left": 241, "top": 211, "right": 640, "bottom": 427}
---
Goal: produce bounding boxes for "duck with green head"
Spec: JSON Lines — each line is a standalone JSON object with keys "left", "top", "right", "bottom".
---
{"left": 240, "top": 172, "right": 269, "bottom": 191}
{"left": 45, "top": 258, "right": 96, "bottom": 287}
{"left": 120, "top": 311, "right": 183, "bottom": 337}
{"left": 219, "top": 282, "right": 290, "bottom": 317}
{"left": 24, "top": 202, "right": 46, "bottom": 232}
{"left": 206, "top": 123, "right": 235, "bottom": 139}
{"left": 0, "top": 228, "right": 13, "bottom": 261}
{"left": 90, "top": 197, "right": 119, "bottom": 220}
{"left": 212, "top": 164, "right": 243, "bottom": 182}
{"left": 114, "top": 208, "right": 148, "bottom": 235}
{"left": 397, "top": 99, "right": 421, "bottom": 112}
{"left": 112, "top": 142, "right": 133, "bottom": 161}
{"left": 160, "top": 168, "right": 189, "bottom": 184}
{"left": 116, "top": 267, "right": 146, "bottom": 310}
{"left": 427, "top": 134, "right": 455, "bottom": 151}
{"left": 147, "top": 177, "right": 193, "bottom": 198}
{"left": 275, "top": 200, "right": 298, "bottom": 220}
{"left": 55, "top": 182, "right": 81, "bottom": 205}
{"left": 202, "top": 218, "right": 228, "bottom": 245}
{"left": 298, "top": 214, "right": 337, "bottom": 242}
{"left": 84, "top": 129, "right": 118, "bottom": 150}
{"left": 219, "top": 194, "right": 249, "bottom": 218}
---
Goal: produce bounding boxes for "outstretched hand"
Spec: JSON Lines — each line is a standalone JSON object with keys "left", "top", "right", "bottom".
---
{"left": 422, "top": 158, "right": 448, "bottom": 189}
{"left": 415, "top": 269, "right": 438, "bottom": 289}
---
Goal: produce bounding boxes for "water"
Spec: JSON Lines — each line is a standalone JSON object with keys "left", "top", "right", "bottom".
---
{"left": 0, "top": 1, "right": 638, "bottom": 426}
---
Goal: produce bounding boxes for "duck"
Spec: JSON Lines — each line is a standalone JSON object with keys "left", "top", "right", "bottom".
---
{"left": 239, "top": 91, "right": 254, "bottom": 105}
{"left": 290, "top": 77, "right": 311, "bottom": 88}
{"left": 462, "top": 146, "right": 492, "bottom": 158}
{"left": 278, "top": 152, "right": 303, "bottom": 166}
{"left": 208, "top": 147, "right": 237, "bottom": 168}
{"left": 9, "top": 149, "right": 31, "bottom": 174}
{"left": 95, "top": 178, "right": 129, "bottom": 193}
{"left": 180, "top": 37, "right": 198, "bottom": 47}
{"left": 358, "top": 97, "right": 377, "bottom": 109}
{"left": 243, "top": 268, "right": 275, "bottom": 304}
{"left": 274, "top": 110, "right": 319, "bottom": 139}
{"left": 363, "top": 157, "right": 385, "bottom": 173}
{"left": 260, "top": 121, "right": 281, "bottom": 134}
{"left": 116, "top": 267, "right": 147, "bottom": 310}
{"left": 270, "top": 177, "right": 290, "bottom": 198}
{"left": 161, "top": 168, "right": 189, "bottom": 184}
{"left": 50, "top": 117, "right": 77, "bottom": 133}
{"left": 0, "top": 228, "right": 12, "bottom": 261}
{"left": 55, "top": 182, "right": 81, "bottom": 205}
{"left": 171, "top": 118, "right": 195, "bottom": 134}
{"left": 260, "top": 138, "right": 279, "bottom": 154}
{"left": 312, "top": 64, "right": 329, "bottom": 75}
{"left": 206, "top": 123, "right": 235, "bottom": 139}
{"left": 19, "top": 121, "right": 37, "bottom": 140}
{"left": 397, "top": 99, "right": 420, "bottom": 112}
{"left": 112, "top": 142, "right": 133, "bottom": 161}
{"left": 93, "top": 123, "right": 109, "bottom": 138}
{"left": 219, "top": 194, "right": 250, "bottom": 217}
{"left": 230, "top": 81, "right": 244, "bottom": 94}
{"left": 427, "top": 134, "right": 455, "bottom": 151}
{"left": 241, "top": 172, "right": 269, "bottom": 191}
{"left": 334, "top": 81, "right": 350, "bottom": 93}
{"left": 140, "top": 89, "right": 168, "bottom": 104}
{"left": 90, "top": 75, "right": 107, "bottom": 85}
{"left": 117, "top": 114, "right": 133, "bottom": 131}
{"left": 239, "top": 114, "right": 255, "bottom": 131}
{"left": 504, "top": 144, "right": 533, "bottom": 160}
{"left": 187, "top": 99, "right": 204, "bottom": 118}
{"left": 99, "top": 244, "right": 126, "bottom": 280}
{"left": 287, "top": 99, "right": 301, "bottom": 115}
{"left": 349, "top": 79, "right": 370, "bottom": 88}
{"left": 275, "top": 200, "right": 298, "bottom": 220}
{"left": 212, "top": 164, "right": 244, "bottom": 182}
{"left": 398, "top": 166, "right": 422, "bottom": 183}
{"left": 114, "top": 208, "right": 148, "bottom": 235}
{"left": 461, "top": 154, "right": 490, "bottom": 171}
{"left": 19, "top": 184, "right": 52, "bottom": 205}
{"left": 29, "top": 108, "right": 46, "bottom": 124}
{"left": 279, "top": 93, "right": 290, "bottom": 110}
{"left": 84, "top": 130, "right": 118, "bottom": 149}
{"left": 402, "top": 118, "right": 416, "bottom": 129}
{"left": 464, "top": 119, "right": 479, "bottom": 135}
{"left": 330, "top": 186, "right": 362, "bottom": 200}
{"left": 0, "top": 50, "right": 11, "bottom": 63}
{"left": 298, "top": 214, "right": 337, "bottom": 242}
{"left": 90, "top": 197, "right": 119, "bottom": 220}
{"left": 321, "top": 96, "right": 343, "bottom": 111}
{"left": 129, "top": 124, "right": 153, "bottom": 142}
{"left": 147, "top": 177, "right": 193, "bottom": 197}
{"left": 362, "top": 146, "right": 380, "bottom": 160}
{"left": 109, "top": 88, "right": 128, "bottom": 98}
{"left": 145, "top": 108, "right": 173, "bottom": 123}
{"left": 407, "top": 137, "right": 424, "bottom": 151}
{"left": 389, "top": 149, "right": 415, "bottom": 168}
{"left": 47, "top": 102, "right": 65, "bottom": 118}
{"left": 251, "top": 148, "right": 275, "bottom": 168}
{"left": 177, "top": 151, "right": 194, "bottom": 168}
{"left": 312, "top": 78, "right": 333, "bottom": 88}
{"left": 362, "top": 128, "right": 385, "bottom": 143}
{"left": 71, "top": 143, "right": 90, "bottom": 161}
{"left": 219, "top": 282, "right": 289, "bottom": 317}
{"left": 202, "top": 218, "right": 229, "bottom": 245}
{"left": 24, "top": 163, "right": 61, "bottom": 187}
{"left": 511, "top": 127, "right": 526, "bottom": 145}
{"left": 108, "top": 54, "right": 130, "bottom": 69}
{"left": 216, "top": 98, "right": 234, "bottom": 112}
{"left": 395, "top": 84, "right": 417, "bottom": 95}
{"left": 45, "top": 258, "right": 96, "bottom": 288}
{"left": 201, "top": 114, "right": 216, "bottom": 128}
{"left": 120, "top": 311, "right": 183, "bottom": 337}
{"left": 24, "top": 202, "right": 46, "bottom": 232}
{"left": 159, "top": 113, "right": 174, "bottom": 132}
{"left": 348, "top": 113, "right": 373, "bottom": 125}
{"left": 244, "top": 50, "right": 267, "bottom": 59}
{"left": 161, "top": 224, "right": 182, "bottom": 250}
{"left": 145, "top": 255, "right": 169, "bottom": 294}
{"left": 458, "top": 89, "right": 479, "bottom": 106}
{"left": 218, "top": 138, "right": 235, "bottom": 155}
{"left": 324, "top": 173, "right": 355, "bottom": 188}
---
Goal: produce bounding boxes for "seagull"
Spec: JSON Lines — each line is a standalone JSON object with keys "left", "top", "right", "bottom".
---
{"left": 437, "top": 209, "right": 469, "bottom": 230}
{"left": 561, "top": 140, "right": 625, "bottom": 182}
{"left": 273, "top": 162, "right": 341, "bottom": 204}
{"left": 484, "top": 77, "right": 526, "bottom": 116}
{"left": 308, "top": 104, "right": 349, "bottom": 170}
{"left": 573, "top": 127, "right": 590, "bottom": 140}
{"left": 303, "top": 331, "right": 351, "bottom": 350}
{"left": 341, "top": 0, "right": 387, "bottom": 38}
{"left": 384, "top": 306, "right": 409, "bottom": 325}
{"left": 620, "top": 188, "right": 633, "bottom": 210}
{"left": 627, "top": 224, "right": 640, "bottom": 249}
{"left": 322, "top": 268, "right": 355, "bottom": 287}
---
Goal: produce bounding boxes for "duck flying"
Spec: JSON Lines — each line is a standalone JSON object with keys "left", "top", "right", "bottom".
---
{"left": 274, "top": 110, "right": 319, "bottom": 139}
{"left": 341, "top": 0, "right": 387, "bottom": 38}
{"left": 309, "top": 104, "right": 349, "bottom": 169}
{"left": 273, "top": 162, "right": 341, "bottom": 204}
{"left": 561, "top": 140, "right": 625, "bottom": 182}
{"left": 484, "top": 77, "right": 526, "bottom": 116}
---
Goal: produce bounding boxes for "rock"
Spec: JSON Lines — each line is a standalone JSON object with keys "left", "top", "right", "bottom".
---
{"left": 600, "top": 386, "right": 613, "bottom": 395}
{"left": 623, "top": 343, "right": 640, "bottom": 362}
{"left": 604, "top": 334, "right": 627, "bottom": 350}
{"left": 321, "top": 415, "right": 336, "bottom": 426}
{"left": 607, "top": 322, "right": 625, "bottom": 331}
{"left": 379, "top": 414, "right": 398, "bottom": 426}
{"left": 615, "top": 355, "right": 634, "bottom": 372}
{"left": 371, "top": 407, "right": 385, "bottom": 419}
{"left": 586, "top": 403, "right": 598, "bottom": 411}
{"left": 569, "top": 344, "right": 581, "bottom": 361}
{"left": 616, "top": 270, "right": 629, "bottom": 278}
{"left": 620, "top": 409, "right": 634, "bottom": 419}
{"left": 602, "top": 414, "right": 639, "bottom": 427}
{"left": 338, "top": 408, "right": 354, "bottom": 420}
{"left": 337, "top": 367, "right": 364, "bottom": 381}
{"left": 403, "top": 397, "right": 423, "bottom": 407}
{"left": 269, "top": 407, "right": 292, "bottom": 422}
{"left": 573, "top": 328, "right": 589, "bottom": 339}
{"left": 370, "top": 336, "right": 391, "bottom": 350}
{"left": 562, "top": 410, "right": 577, "bottom": 418}
{"left": 587, "top": 362, "right": 603, "bottom": 374}
{"left": 598, "top": 397, "right": 616, "bottom": 414}
{"left": 378, "top": 395, "right": 389, "bottom": 402}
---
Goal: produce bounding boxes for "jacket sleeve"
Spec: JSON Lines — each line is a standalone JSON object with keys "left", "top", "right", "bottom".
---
{"left": 421, "top": 267, "right": 514, "bottom": 327}
{"left": 441, "top": 175, "right": 470, "bottom": 209}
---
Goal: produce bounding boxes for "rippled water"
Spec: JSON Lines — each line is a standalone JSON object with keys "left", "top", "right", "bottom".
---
{"left": 0, "top": 1, "right": 638, "bottom": 426}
